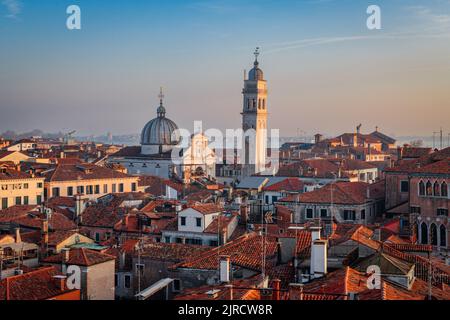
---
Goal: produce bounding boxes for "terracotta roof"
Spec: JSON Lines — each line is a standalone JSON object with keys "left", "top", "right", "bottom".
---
{"left": 0, "top": 168, "right": 38, "bottom": 180}
{"left": 276, "top": 159, "right": 346, "bottom": 178}
{"left": 0, "top": 266, "right": 78, "bottom": 300}
{"left": 80, "top": 205, "right": 123, "bottom": 228}
{"left": 339, "top": 159, "right": 378, "bottom": 170}
{"left": 188, "top": 203, "right": 223, "bottom": 215}
{"left": 174, "top": 275, "right": 263, "bottom": 300}
{"left": 0, "top": 206, "right": 76, "bottom": 231}
{"left": 296, "top": 182, "right": 374, "bottom": 205}
{"left": 42, "top": 163, "right": 134, "bottom": 182}
{"left": 171, "top": 233, "right": 278, "bottom": 272}
{"left": 300, "top": 267, "right": 368, "bottom": 298}
{"left": 263, "top": 178, "right": 305, "bottom": 192}
{"left": 138, "top": 242, "right": 210, "bottom": 262}
{"left": 401, "top": 147, "right": 432, "bottom": 159}
{"left": 47, "top": 197, "right": 76, "bottom": 208}
{"left": 386, "top": 147, "right": 450, "bottom": 173}
{"left": 42, "top": 248, "right": 115, "bottom": 266}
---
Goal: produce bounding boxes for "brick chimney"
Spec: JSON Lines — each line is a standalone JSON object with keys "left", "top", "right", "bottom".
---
{"left": 239, "top": 205, "right": 248, "bottom": 226}
{"left": 53, "top": 275, "right": 67, "bottom": 291}
{"left": 271, "top": 279, "right": 281, "bottom": 300}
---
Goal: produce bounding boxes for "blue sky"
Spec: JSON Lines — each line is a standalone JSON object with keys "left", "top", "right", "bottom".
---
{"left": 1, "top": 0, "right": 450, "bottom": 137}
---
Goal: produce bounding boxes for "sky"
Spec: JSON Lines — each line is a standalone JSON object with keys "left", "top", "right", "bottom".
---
{"left": 0, "top": 0, "right": 450, "bottom": 138}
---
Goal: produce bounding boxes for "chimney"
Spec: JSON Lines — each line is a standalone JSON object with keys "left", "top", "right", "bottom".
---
{"left": 219, "top": 255, "right": 231, "bottom": 283}
{"left": 353, "top": 134, "right": 358, "bottom": 147}
{"left": 75, "top": 195, "right": 84, "bottom": 221}
{"left": 225, "top": 284, "right": 233, "bottom": 300}
{"left": 310, "top": 226, "right": 321, "bottom": 242}
{"left": 397, "top": 146, "right": 403, "bottom": 160}
{"left": 60, "top": 151, "right": 65, "bottom": 159}
{"left": 15, "top": 227, "right": 21, "bottom": 243}
{"left": 53, "top": 275, "right": 67, "bottom": 291}
{"left": 310, "top": 239, "right": 328, "bottom": 279}
{"left": 62, "top": 248, "right": 70, "bottom": 263}
{"left": 272, "top": 279, "right": 281, "bottom": 301}
{"left": 239, "top": 205, "right": 248, "bottom": 226}
{"left": 289, "top": 283, "right": 304, "bottom": 300}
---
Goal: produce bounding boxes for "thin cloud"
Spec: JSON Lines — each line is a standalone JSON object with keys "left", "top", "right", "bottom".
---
{"left": 2, "top": 0, "right": 22, "bottom": 19}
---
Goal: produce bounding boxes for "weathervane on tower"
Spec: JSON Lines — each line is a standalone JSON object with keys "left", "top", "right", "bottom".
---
{"left": 254, "top": 47, "right": 260, "bottom": 65}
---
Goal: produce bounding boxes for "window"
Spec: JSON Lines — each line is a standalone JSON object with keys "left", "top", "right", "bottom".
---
{"left": 430, "top": 224, "right": 438, "bottom": 246}
{"left": 410, "top": 206, "right": 421, "bottom": 214}
{"left": 433, "top": 181, "right": 440, "bottom": 197}
{"left": 361, "top": 209, "right": 366, "bottom": 220}
{"left": 1, "top": 198, "right": 7, "bottom": 209}
{"left": 114, "top": 274, "right": 118, "bottom": 287}
{"left": 67, "top": 186, "right": 74, "bottom": 196}
{"left": 52, "top": 187, "right": 60, "bottom": 197}
{"left": 400, "top": 181, "right": 409, "bottom": 193}
{"left": 95, "top": 233, "right": 100, "bottom": 242}
{"left": 265, "top": 195, "right": 269, "bottom": 204}
{"left": 77, "top": 186, "right": 84, "bottom": 195}
{"left": 172, "top": 279, "right": 181, "bottom": 292}
{"left": 272, "top": 196, "right": 278, "bottom": 203}
{"left": 320, "top": 209, "right": 328, "bottom": 218}
{"left": 135, "top": 264, "right": 145, "bottom": 275}
{"left": 306, "top": 208, "right": 313, "bottom": 219}
{"left": 15, "top": 197, "right": 21, "bottom": 205}
{"left": 418, "top": 181, "right": 425, "bottom": 196}
{"left": 440, "top": 225, "right": 447, "bottom": 247}
{"left": 165, "top": 236, "right": 171, "bottom": 243}
{"left": 426, "top": 181, "right": 432, "bottom": 196}
{"left": 437, "top": 208, "right": 448, "bottom": 217}
{"left": 112, "top": 184, "right": 117, "bottom": 193}
{"left": 186, "top": 239, "right": 202, "bottom": 245}
{"left": 37, "top": 182, "right": 43, "bottom": 188}
{"left": 210, "top": 240, "right": 218, "bottom": 246}
{"left": 124, "top": 275, "right": 131, "bottom": 289}
{"left": 86, "top": 185, "right": 93, "bottom": 195}
{"left": 343, "top": 210, "right": 356, "bottom": 221}
{"left": 196, "top": 217, "right": 202, "bottom": 227}
{"left": 119, "top": 183, "right": 124, "bottom": 192}
{"left": 420, "top": 223, "right": 428, "bottom": 244}
{"left": 94, "top": 185, "right": 100, "bottom": 194}
{"left": 131, "top": 183, "right": 137, "bottom": 192}
{"left": 103, "top": 184, "right": 108, "bottom": 194}
{"left": 24, "top": 183, "right": 28, "bottom": 189}
{"left": 36, "top": 195, "right": 42, "bottom": 205}
{"left": 23, "top": 196, "right": 29, "bottom": 205}
{"left": 442, "top": 182, "right": 448, "bottom": 197}
{"left": 180, "top": 216, "right": 186, "bottom": 226}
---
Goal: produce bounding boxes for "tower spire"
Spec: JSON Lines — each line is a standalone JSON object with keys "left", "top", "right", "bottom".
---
{"left": 157, "top": 87, "right": 166, "bottom": 118}
{"left": 254, "top": 47, "right": 260, "bottom": 66}
{"left": 158, "top": 87, "right": 164, "bottom": 107}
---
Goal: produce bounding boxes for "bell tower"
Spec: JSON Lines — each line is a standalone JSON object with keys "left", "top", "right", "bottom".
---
{"left": 242, "top": 47, "right": 268, "bottom": 174}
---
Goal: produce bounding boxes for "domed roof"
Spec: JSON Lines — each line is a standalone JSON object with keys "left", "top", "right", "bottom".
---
{"left": 140, "top": 90, "right": 180, "bottom": 146}
{"left": 249, "top": 60, "right": 264, "bottom": 81}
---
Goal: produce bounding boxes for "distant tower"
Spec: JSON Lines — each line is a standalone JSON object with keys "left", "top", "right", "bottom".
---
{"left": 242, "top": 48, "right": 268, "bottom": 174}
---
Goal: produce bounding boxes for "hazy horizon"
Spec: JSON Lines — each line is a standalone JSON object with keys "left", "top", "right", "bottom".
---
{"left": 1, "top": 0, "right": 450, "bottom": 137}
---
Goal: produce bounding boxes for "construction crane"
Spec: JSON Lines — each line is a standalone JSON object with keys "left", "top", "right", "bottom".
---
{"left": 63, "top": 130, "right": 76, "bottom": 145}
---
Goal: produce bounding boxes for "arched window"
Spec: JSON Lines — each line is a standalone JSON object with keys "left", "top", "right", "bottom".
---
{"left": 440, "top": 225, "right": 447, "bottom": 247}
{"left": 420, "top": 222, "right": 428, "bottom": 244}
{"left": 426, "top": 181, "right": 432, "bottom": 196}
{"left": 258, "top": 99, "right": 261, "bottom": 109}
{"left": 442, "top": 182, "right": 448, "bottom": 197}
{"left": 433, "top": 181, "right": 440, "bottom": 197}
{"left": 418, "top": 181, "right": 425, "bottom": 196}
{"left": 430, "top": 223, "right": 438, "bottom": 246}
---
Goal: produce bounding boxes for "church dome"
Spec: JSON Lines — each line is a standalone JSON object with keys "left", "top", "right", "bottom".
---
{"left": 140, "top": 91, "right": 180, "bottom": 146}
